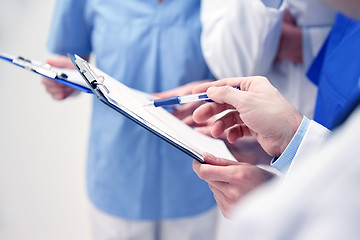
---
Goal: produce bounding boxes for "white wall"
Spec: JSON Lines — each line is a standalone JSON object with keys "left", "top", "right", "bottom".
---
{"left": 0, "top": 0, "right": 92, "bottom": 239}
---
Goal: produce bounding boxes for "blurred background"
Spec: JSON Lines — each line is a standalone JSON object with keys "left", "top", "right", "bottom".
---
{"left": 0, "top": 0, "right": 92, "bottom": 239}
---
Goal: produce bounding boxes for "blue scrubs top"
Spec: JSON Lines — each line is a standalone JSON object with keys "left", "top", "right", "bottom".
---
{"left": 48, "top": 0, "right": 215, "bottom": 220}
{"left": 308, "top": 14, "right": 360, "bottom": 130}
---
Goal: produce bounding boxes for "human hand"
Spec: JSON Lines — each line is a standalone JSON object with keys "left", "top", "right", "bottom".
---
{"left": 195, "top": 121, "right": 271, "bottom": 164}
{"left": 194, "top": 117, "right": 218, "bottom": 136}
{"left": 153, "top": 80, "right": 211, "bottom": 126}
{"left": 41, "top": 56, "right": 76, "bottom": 100}
{"left": 275, "top": 10, "right": 303, "bottom": 63}
{"left": 225, "top": 137, "right": 272, "bottom": 165}
{"left": 192, "top": 77, "right": 303, "bottom": 157}
{"left": 193, "top": 153, "right": 274, "bottom": 218}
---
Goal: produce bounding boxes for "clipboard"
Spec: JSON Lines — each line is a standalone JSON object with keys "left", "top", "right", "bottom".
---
{"left": 0, "top": 53, "right": 92, "bottom": 93}
{"left": 70, "top": 54, "right": 236, "bottom": 163}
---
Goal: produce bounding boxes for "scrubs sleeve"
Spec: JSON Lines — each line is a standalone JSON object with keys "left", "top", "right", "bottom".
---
{"left": 47, "top": 0, "right": 92, "bottom": 56}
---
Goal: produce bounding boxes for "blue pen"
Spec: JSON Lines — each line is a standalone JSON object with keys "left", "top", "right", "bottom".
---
{"left": 146, "top": 87, "right": 240, "bottom": 107}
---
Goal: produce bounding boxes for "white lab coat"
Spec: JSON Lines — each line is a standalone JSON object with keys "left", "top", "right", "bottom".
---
{"left": 286, "top": 119, "right": 330, "bottom": 174}
{"left": 201, "top": 0, "right": 284, "bottom": 78}
{"left": 201, "top": 0, "right": 335, "bottom": 118}
{"left": 201, "top": 1, "right": 336, "bottom": 238}
{"left": 215, "top": 119, "right": 332, "bottom": 239}
{"left": 226, "top": 106, "right": 360, "bottom": 240}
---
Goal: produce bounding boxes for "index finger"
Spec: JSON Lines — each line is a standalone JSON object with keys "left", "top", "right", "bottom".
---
{"left": 192, "top": 77, "right": 257, "bottom": 94}
{"left": 206, "top": 86, "right": 252, "bottom": 111}
{"left": 41, "top": 77, "right": 64, "bottom": 87}
{"left": 193, "top": 101, "right": 234, "bottom": 123}
{"left": 47, "top": 56, "right": 75, "bottom": 69}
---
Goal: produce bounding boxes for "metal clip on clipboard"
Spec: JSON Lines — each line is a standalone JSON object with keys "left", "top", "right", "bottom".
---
{"left": 71, "top": 55, "right": 110, "bottom": 102}
{"left": 12, "top": 56, "right": 69, "bottom": 81}
{"left": 0, "top": 53, "right": 92, "bottom": 93}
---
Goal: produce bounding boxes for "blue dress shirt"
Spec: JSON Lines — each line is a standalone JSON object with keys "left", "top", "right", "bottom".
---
{"left": 262, "top": 0, "right": 283, "bottom": 9}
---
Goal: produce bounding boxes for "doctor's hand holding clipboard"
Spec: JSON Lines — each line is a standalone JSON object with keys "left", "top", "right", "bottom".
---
{"left": 41, "top": 56, "right": 89, "bottom": 100}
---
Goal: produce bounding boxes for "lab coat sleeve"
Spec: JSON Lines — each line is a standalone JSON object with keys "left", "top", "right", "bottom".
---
{"left": 286, "top": 120, "right": 331, "bottom": 175}
{"left": 200, "top": 0, "right": 285, "bottom": 79}
{"left": 223, "top": 107, "right": 360, "bottom": 240}
{"left": 271, "top": 116, "right": 311, "bottom": 173}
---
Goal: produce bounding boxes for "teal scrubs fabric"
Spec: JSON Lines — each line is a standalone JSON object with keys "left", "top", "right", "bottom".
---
{"left": 48, "top": 0, "right": 215, "bottom": 220}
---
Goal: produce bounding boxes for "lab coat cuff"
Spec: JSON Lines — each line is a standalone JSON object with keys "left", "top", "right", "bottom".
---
{"left": 271, "top": 116, "right": 310, "bottom": 173}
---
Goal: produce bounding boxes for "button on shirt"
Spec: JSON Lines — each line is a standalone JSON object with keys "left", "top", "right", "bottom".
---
{"left": 48, "top": 0, "right": 215, "bottom": 220}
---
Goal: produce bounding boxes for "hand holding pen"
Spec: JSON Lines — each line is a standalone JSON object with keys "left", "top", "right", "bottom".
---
{"left": 146, "top": 86, "right": 240, "bottom": 107}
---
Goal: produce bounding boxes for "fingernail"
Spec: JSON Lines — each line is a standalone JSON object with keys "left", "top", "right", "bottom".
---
{"left": 204, "top": 152, "right": 216, "bottom": 162}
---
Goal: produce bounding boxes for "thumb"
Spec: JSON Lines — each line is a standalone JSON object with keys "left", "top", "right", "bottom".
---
{"left": 46, "top": 56, "right": 74, "bottom": 69}
{"left": 203, "top": 152, "right": 236, "bottom": 166}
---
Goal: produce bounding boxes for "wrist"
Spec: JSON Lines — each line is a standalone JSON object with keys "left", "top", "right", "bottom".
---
{"left": 278, "top": 112, "right": 303, "bottom": 156}
{"left": 271, "top": 116, "right": 311, "bottom": 173}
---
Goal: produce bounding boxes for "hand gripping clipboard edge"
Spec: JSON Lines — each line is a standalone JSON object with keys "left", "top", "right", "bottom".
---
{"left": 0, "top": 53, "right": 93, "bottom": 93}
